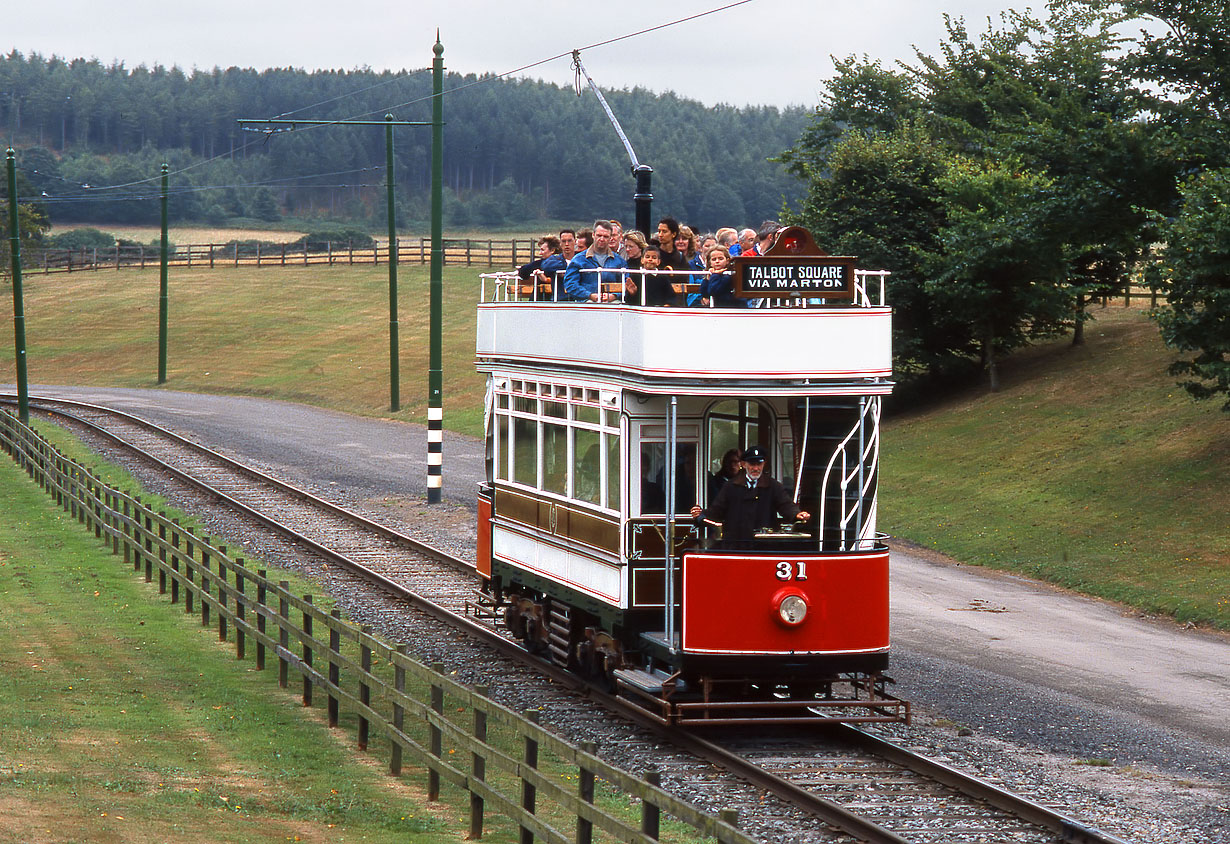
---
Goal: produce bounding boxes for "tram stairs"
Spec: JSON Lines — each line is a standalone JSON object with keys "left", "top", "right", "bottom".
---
{"left": 791, "top": 397, "right": 880, "bottom": 552}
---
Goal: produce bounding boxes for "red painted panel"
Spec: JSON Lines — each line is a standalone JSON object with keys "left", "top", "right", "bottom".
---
{"left": 681, "top": 551, "right": 889, "bottom": 655}
{"left": 477, "top": 494, "right": 493, "bottom": 579}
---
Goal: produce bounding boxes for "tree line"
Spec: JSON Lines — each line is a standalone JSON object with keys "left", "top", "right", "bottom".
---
{"left": 0, "top": 51, "right": 804, "bottom": 231}
{"left": 780, "top": 0, "right": 1229, "bottom": 410}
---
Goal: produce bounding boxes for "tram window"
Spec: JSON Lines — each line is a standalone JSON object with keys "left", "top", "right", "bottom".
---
{"left": 543, "top": 400, "right": 567, "bottom": 419}
{"left": 497, "top": 394, "right": 508, "bottom": 410}
{"left": 575, "top": 405, "right": 600, "bottom": 425}
{"left": 573, "top": 427, "right": 601, "bottom": 505}
{"left": 543, "top": 422, "right": 568, "bottom": 496}
{"left": 605, "top": 433, "right": 620, "bottom": 510}
{"left": 496, "top": 415, "right": 510, "bottom": 480}
{"left": 639, "top": 442, "right": 698, "bottom": 515}
{"left": 513, "top": 417, "right": 537, "bottom": 486}
{"left": 603, "top": 409, "right": 619, "bottom": 428}
{"left": 706, "top": 399, "right": 772, "bottom": 475}
{"left": 514, "top": 395, "right": 535, "bottom": 414}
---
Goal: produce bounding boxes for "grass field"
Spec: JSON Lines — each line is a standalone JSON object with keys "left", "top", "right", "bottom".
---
{"left": 880, "top": 306, "right": 1230, "bottom": 629}
{"left": 0, "top": 264, "right": 489, "bottom": 436}
{"left": 1, "top": 266, "right": 1226, "bottom": 628}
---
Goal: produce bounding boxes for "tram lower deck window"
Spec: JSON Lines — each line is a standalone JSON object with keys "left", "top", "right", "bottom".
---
{"left": 640, "top": 442, "right": 697, "bottom": 515}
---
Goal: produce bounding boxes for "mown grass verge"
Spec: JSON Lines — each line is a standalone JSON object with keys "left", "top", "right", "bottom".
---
{"left": 0, "top": 448, "right": 454, "bottom": 843}
{"left": 880, "top": 307, "right": 1230, "bottom": 629}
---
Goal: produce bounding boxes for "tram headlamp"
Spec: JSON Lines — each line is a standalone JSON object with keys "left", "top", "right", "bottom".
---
{"left": 777, "top": 594, "right": 808, "bottom": 626}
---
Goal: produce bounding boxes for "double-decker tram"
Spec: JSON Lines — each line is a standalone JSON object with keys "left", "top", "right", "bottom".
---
{"left": 471, "top": 227, "right": 908, "bottom": 726}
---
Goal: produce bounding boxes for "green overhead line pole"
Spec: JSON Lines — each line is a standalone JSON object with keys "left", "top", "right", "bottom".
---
{"left": 5, "top": 148, "right": 29, "bottom": 424}
{"left": 158, "top": 163, "right": 169, "bottom": 384}
{"left": 236, "top": 115, "right": 430, "bottom": 415}
{"left": 428, "top": 36, "right": 445, "bottom": 504}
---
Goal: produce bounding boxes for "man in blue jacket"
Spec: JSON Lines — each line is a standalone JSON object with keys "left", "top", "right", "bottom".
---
{"left": 563, "top": 220, "right": 627, "bottom": 302}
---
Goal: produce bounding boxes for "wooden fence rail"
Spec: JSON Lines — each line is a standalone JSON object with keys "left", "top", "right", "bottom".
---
{"left": 18, "top": 238, "right": 539, "bottom": 274}
{"left": 0, "top": 408, "right": 753, "bottom": 844}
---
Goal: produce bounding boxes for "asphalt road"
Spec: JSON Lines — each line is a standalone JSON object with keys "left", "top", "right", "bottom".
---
{"left": 8, "top": 385, "right": 1229, "bottom": 787}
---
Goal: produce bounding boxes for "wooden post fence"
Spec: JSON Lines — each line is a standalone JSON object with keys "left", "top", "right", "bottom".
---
{"left": 0, "top": 407, "right": 753, "bottom": 844}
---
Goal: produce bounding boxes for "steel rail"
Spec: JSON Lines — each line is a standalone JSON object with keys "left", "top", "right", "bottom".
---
{"left": 5, "top": 394, "right": 1135, "bottom": 844}
{"left": 1, "top": 394, "right": 467, "bottom": 574}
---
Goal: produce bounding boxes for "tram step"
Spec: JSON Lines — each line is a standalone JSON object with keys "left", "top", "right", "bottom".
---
{"left": 613, "top": 668, "right": 668, "bottom": 695}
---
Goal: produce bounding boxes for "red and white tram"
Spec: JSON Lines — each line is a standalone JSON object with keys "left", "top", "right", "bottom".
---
{"left": 472, "top": 227, "right": 908, "bottom": 725}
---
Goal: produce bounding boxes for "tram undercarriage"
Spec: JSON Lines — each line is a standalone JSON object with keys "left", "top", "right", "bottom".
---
{"left": 470, "top": 583, "right": 910, "bottom": 727}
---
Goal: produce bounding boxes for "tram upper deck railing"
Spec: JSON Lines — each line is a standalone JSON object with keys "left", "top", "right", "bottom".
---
{"left": 479, "top": 267, "right": 890, "bottom": 308}
{"left": 476, "top": 268, "right": 894, "bottom": 391}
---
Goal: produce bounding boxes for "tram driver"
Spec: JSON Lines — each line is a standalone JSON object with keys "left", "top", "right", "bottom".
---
{"left": 689, "top": 445, "right": 810, "bottom": 548}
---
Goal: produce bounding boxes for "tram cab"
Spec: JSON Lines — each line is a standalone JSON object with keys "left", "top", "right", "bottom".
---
{"left": 473, "top": 227, "right": 907, "bottom": 725}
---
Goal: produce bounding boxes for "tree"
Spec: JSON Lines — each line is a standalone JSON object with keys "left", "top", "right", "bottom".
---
{"left": 929, "top": 156, "right": 1071, "bottom": 390}
{"left": 1, "top": 165, "right": 51, "bottom": 277}
{"left": 1151, "top": 170, "right": 1230, "bottom": 410}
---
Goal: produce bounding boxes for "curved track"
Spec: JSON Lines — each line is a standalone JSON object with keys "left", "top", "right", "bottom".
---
{"left": 4, "top": 394, "right": 1136, "bottom": 844}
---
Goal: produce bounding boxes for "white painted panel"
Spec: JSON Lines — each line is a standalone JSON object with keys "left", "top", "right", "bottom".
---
{"left": 492, "top": 523, "right": 624, "bottom": 606}
{"left": 477, "top": 304, "right": 892, "bottom": 381}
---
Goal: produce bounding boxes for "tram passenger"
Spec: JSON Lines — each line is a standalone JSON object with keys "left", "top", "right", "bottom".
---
{"left": 517, "top": 235, "right": 565, "bottom": 299}
{"left": 609, "top": 219, "right": 625, "bottom": 257}
{"left": 715, "top": 227, "right": 738, "bottom": 255}
{"left": 563, "top": 220, "right": 627, "bottom": 303}
{"left": 573, "top": 228, "right": 593, "bottom": 260}
{"left": 559, "top": 229, "right": 579, "bottom": 264}
{"left": 733, "top": 228, "right": 756, "bottom": 256}
{"left": 697, "top": 246, "right": 746, "bottom": 308}
{"left": 624, "top": 244, "right": 679, "bottom": 306}
{"left": 690, "top": 445, "right": 810, "bottom": 548}
{"left": 707, "top": 447, "right": 743, "bottom": 501}
{"left": 654, "top": 217, "right": 691, "bottom": 273}
{"left": 622, "top": 230, "right": 647, "bottom": 271}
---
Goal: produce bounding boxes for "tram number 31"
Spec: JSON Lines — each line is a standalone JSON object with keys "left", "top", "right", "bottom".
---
{"left": 774, "top": 561, "right": 808, "bottom": 581}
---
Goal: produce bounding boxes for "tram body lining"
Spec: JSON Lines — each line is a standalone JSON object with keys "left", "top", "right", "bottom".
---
{"left": 472, "top": 234, "right": 906, "bottom": 725}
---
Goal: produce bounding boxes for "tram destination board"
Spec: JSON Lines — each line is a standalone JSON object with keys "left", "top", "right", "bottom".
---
{"left": 733, "top": 255, "right": 856, "bottom": 300}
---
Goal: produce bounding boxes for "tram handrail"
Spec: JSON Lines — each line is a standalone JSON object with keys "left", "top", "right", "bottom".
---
{"left": 481, "top": 267, "right": 889, "bottom": 307}
{"left": 816, "top": 397, "right": 881, "bottom": 552}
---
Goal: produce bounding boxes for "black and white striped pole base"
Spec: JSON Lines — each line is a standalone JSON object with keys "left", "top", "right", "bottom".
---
{"left": 427, "top": 405, "right": 443, "bottom": 503}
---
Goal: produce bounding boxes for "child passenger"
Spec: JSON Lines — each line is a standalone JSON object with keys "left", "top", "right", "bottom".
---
{"left": 625, "top": 244, "right": 680, "bottom": 306}
{"left": 697, "top": 245, "right": 746, "bottom": 308}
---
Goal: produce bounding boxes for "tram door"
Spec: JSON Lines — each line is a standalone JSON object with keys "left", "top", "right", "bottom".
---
{"left": 703, "top": 400, "right": 775, "bottom": 504}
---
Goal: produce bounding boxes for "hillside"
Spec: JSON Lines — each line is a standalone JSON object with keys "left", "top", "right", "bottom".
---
{"left": 881, "top": 305, "right": 1229, "bottom": 629}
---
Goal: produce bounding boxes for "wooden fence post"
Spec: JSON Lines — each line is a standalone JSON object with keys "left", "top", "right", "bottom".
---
{"left": 256, "top": 570, "right": 268, "bottom": 671}
{"left": 200, "top": 540, "right": 212, "bottom": 627}
{"left": 642, "top": 767, "right": 661, "bottom": 840}
{"left": 302, "top": 595, "right": 314, "bottom": 706}
{"left": 217, "top": 545, "right": 228, "bottom": 642}
{"left": 157, "top": 514, "right": 167, "bottom": 594}
{"left": 328, "top": 609, "right": 341, "bottom": 728}
{"left": 278, "top": 581, "right": 290, "bottom": 688}
{"left": 520, "top": 710, "right": 540, "bottom": 844}
{"left": 170, "top": 519, "right": 181, "bottom": 604}
{"left": 358, "top": 627, "right": 373, "bottom": 750}
{"left": 235, "top": 558, "right": 246, "bottom": 660}
{"left": 184, "top": 528, "right": 196, "bottom": 614}
{"left": 143, "top": 507, "right": 154, "bottom": 583}
{"left": 391, "top": 644, "right": 407, "bottom": 776}
{"left": 429, "top": 662, "right": 445, "bottom": 800}
{"left": 578, "top": 740, "right": 597, "bottom": 844}
{"left": 470, "top": 685, "right": 489, "bottom": 840}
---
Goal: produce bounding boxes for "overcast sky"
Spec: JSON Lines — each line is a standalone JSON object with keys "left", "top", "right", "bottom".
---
{"left": 9, "top": 0, "right": 1035, "bottom": 109}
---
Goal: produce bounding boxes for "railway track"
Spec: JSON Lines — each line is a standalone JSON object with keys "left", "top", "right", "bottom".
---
{"left": 4, "top": 394, "right": 1137, "bottom": 844}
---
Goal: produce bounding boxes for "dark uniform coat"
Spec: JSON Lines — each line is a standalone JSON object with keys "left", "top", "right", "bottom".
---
{"left": 697, "top": 473, "right": 800, "bottom": 546}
